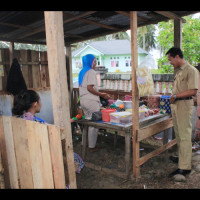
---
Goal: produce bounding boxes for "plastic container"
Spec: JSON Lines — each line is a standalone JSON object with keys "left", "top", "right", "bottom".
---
{"left": 101, "top": 109, "right": 116, "bottom": 122}
{"left": 114, "top": 99, "right": 124, "bottom": 107}
{"left": 123, "top": 101, "right": 132, "bottom": 109}
{"left": 110, "top": 111, "right": 132, "bottom": 124}
{"left": 139, "top": 110, "right": 146, "bottom": 120}
{"left": 159, "top": 95, "right": 171, "bottom": 114}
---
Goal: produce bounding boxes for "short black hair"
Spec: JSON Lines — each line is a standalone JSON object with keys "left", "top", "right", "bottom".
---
{"left": 12, "top": 90, "right": 40, "bottom": 116}
{"left": 165, "top": 47, "right": 184, "bottom": 58}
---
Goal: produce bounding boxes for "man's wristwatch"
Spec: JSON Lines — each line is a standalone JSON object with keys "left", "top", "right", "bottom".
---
{"left": 173, "top": 94, "right": 176, "bottom": 99}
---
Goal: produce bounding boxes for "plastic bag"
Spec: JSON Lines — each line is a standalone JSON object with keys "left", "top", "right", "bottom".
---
{"left": 91, "top": 111, "right": 102, "bottom": 121}
{"left": 136, "top": 60, "right": 154, "bottom": 97}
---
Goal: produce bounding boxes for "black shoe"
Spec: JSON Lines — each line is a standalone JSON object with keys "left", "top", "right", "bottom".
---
{"left": 169, "top": 156, "right": 179, "bottom": 163}
{"left": 168, "top": 168, "right": 191, "bottom": 178}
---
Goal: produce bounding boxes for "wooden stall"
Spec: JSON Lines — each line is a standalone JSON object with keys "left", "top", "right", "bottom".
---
{"left": 76, "top": 114, "right": 174, "bottom": 179}
{"left": 0, "top": 11, "right": 198, "bottom": 186}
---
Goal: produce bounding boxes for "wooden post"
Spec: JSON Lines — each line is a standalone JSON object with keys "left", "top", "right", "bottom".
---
{"left": 174, "top": 19, "right": 182, "bottom": 77}
{"left": 130, "top": 11, "right": 140, "bottom": 178}
{"left": 82, "top": 125, "right": 88, "bottom": 160}
{"left": 125, "top": 131, "right": 131, "bottom": 178}
{"left": 163, "top": 129, "right": 169, "bottom": 163}
{"left": 0, "top": 148, "right": 5, "bottom": 189}
{"left": 9, "top": 42, "right": 14, "bottom": 67}
{"left": 174, "top": 19, "right": 182, "bottom": 49}
{"left": 44, "top": 11, "right": 77, "bottom": 189}
{"left": 65, "top": 45, "right": 73, "bottom": 116}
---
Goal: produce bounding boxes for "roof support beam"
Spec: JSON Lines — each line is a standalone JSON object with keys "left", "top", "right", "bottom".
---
{"left": 154, "top": 11, "right": 186, "bottom": 23}
{"left": 63, "top": 12, "right": 121, "bottom": 31}
{"left": 115, "top": 11, "right": 147, "bottom": 22}
{"left": 0, "top": 37, "right": 46, "bottom": 45}
{"left": 64, "top": 32, "right": 84, "bottom": 39}
{"left": 9, "top": 42, "right": 14, "bottom": 67}
{"left": 63, "top": 11, "right": 96, "bottom": 23}
{"left": 0, "top": 22, "right": 32, "bottom": 30}
{"left": 174, "top": 19, "right": 182, "bottom": 49}
{"left": 17, "top": 11, "right": 97, "bottom": 40}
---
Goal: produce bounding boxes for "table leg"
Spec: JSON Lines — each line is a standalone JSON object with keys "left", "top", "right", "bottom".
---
{"left": 114, "top": 131, "right": 117, "bottom": 148}
{"left": 125, "top": 131, "right": 131, "bottom": 178}
{"left": 172, "top": 127, "right": 175, "bottom": 139}
{"left": 132, "top": 130, "right": 140, "bottom": 178}
{"left": 82, "top": 125, "right": 88, "bottom": 160}
{"left": 163, "top": 129, "right": 169, "bottom": 163}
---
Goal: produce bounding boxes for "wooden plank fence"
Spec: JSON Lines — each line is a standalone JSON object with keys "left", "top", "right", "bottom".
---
{"left": 0, "top": 48, "right": 50, "bottom": 92}
{"left": 0, "top": 116, "right": 68, "bottom": 189}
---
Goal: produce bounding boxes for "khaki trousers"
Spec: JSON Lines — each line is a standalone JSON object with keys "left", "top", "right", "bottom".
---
{"left": 171, "top": 99, "right": 194, "bottom": 170}
{"left": 80, "top": 99, "right": 100, "bottom": 148}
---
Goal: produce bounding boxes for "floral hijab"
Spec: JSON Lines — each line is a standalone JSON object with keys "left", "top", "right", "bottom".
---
{"left": 19, "top": 112, "right": 46, "bottom": 124}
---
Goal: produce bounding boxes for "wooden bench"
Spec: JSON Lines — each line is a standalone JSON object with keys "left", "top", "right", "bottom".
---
{"left": 0, "top": 115, "right": 76, "bottom": 189}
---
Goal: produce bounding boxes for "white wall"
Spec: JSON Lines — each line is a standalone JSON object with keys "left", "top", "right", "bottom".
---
{"left": 36, "top": 90, "right": 54, "bottom": 124}
{"left": 0, "top": 90, "right": 54, "bottom": 124}
{"left": 0, "top": 95, "right": 12, "bottom": 116}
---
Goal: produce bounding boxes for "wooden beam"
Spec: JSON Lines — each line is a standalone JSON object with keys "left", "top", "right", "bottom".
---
{"left": 65, "top": 45, "right": 73, "bottom": 116}
{"left": 130, "top": 11, "right": 140, "bottom": 178}
{"left": 154, "top": 11, "right": 186, "bottom": 23}
{"left": 63, "top": 11, "right": 97, "bottom": 23}
{"left": 137, "top": 118, "right": 173, "bottom": 142}
{"left": 137, "top": 139, "right": 177, "bottom": 166}
{"left": 65, "top": 26, "right": 129, "bottom": 45}
{"left": 17, "top": 26, "right": 45, "bottom": 40}
{"left": 17, "top": 11, "right": 97, "bottom": 40}
{"left": 44, "top": 11, "right": 77, "bottom": 189}
{"left": 115, "top": 11, "right": 147, "bottom": 22}
{"left": 0, "top": 22, "right": 32, "bottom": 30}
{"left": 63, "top": 12, "right": 121, "bottom": 31}
{"left": 64, "top": 32, "right": 84, "bottom": 39}
{"left": 9, "top": 42, "right": 14, "bottom": 67}
{"left": 0, "top": 61, "right": 48, "bottom": 65}
{"left": 0, "top": 37, "right": 46, "bottom": 45}
{"left": 174, "top": 19, "right": 182, "bottom": 49}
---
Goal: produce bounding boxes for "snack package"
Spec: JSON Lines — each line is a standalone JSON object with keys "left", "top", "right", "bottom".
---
{"left": 136, "top": 61, "right": 154, "bottom": 97}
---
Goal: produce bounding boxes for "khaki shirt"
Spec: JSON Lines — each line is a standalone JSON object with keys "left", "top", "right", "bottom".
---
{"left": 173, "top": 61, "right": 199, "bottom": 94}
{"left": 79, "top": 69, "right": 100, "bottom": 102}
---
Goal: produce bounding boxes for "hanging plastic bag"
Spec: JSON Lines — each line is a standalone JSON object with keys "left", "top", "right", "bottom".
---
{"left": 136, "top": 59, "right": 154, "bottom": 97}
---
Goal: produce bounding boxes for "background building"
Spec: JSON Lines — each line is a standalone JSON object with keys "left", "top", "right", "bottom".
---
{"left": 72, "top": 40, "right": 156, "bottom": 73}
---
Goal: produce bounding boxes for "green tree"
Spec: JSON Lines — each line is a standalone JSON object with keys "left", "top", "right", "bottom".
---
{"left": 156, "top": 15, "right": 200, "bottom": 68}
{"left": 182, "top": 16, "right": 200, "bottom": 65}
{"left": 138, "top": 25, "right": 156, "bottom": 52}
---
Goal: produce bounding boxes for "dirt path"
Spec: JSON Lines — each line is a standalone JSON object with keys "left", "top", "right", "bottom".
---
{"left": 72, "top": 133, "right": 200, "bottom": 189}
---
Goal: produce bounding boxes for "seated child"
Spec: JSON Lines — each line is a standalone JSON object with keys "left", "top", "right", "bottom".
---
{"left": 12, "top": 89, "right": 84, "bottom": 174}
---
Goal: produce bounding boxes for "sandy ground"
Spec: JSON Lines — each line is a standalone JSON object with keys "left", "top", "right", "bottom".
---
{"left": 72, "top": 131, "right": 200, "bottom": 189}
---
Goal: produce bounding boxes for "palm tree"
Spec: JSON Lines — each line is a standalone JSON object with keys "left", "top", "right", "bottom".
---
{"left": 138, "top": 25, "right": 156, "bottom": 52}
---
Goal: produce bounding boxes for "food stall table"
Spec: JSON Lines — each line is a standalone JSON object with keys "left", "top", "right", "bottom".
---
{"left": 76, "top": 113, "right": 176, "bottom": 179}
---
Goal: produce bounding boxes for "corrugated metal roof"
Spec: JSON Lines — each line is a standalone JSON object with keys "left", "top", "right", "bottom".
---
{"left": 0, "top": 11, "right": 198, "bottom": 45}
{"left": 72, "top": 40, "right": 148, "bottom": 56}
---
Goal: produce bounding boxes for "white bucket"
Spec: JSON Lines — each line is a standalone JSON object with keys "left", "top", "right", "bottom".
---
{"left": 123, "top": 101, "right": 132, "bottom": 109}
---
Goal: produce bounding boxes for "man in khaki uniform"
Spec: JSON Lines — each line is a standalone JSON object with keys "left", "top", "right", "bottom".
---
{"left": 166, "top": 47, "right": 199, "bottom": 178}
